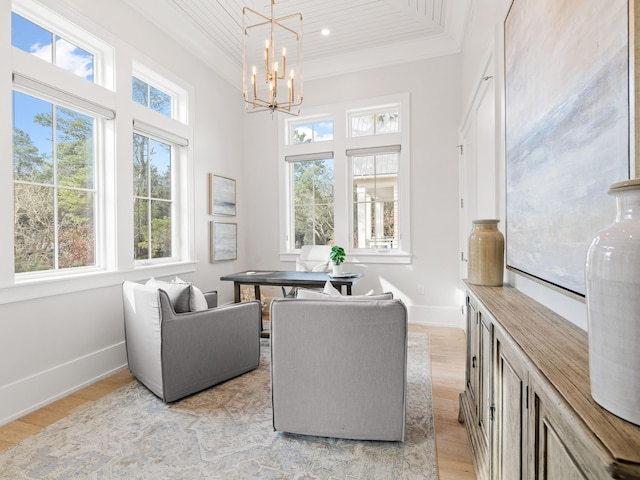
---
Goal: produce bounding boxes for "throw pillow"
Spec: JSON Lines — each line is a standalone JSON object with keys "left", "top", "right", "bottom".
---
{"left": 323, "top": 281, "right": 342, "bottom": 297}
{"left": 146, "top": 278, "right": 191, "bottom": 313}
{"left": 174, "top": 277, "right": 209, "bottom": 312}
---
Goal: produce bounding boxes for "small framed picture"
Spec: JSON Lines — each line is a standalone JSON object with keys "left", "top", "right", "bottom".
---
{"left": 210, "top": 221, "right": 237, "bottom": 262}
{"left": 209, "top": 174, "right": 236, "bottom": 216}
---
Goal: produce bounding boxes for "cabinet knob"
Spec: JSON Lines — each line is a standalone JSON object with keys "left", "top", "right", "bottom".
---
{"left": 472, "top": 355, "right": 477, "bottom": 368}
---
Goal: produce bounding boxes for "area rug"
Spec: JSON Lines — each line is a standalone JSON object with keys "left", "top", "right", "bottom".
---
{"left": 0, "top": 334, "right": 438, "bottom": 479}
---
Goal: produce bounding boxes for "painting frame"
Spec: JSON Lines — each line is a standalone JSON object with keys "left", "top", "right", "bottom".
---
{"left": 504, "top": 0, "right": 630, "bottom": 299}
{"left": 209, "top": 174, "right": 236, "bottom": 216}
{"left": 210, "top": 221, "right": 237, "bottom": 263}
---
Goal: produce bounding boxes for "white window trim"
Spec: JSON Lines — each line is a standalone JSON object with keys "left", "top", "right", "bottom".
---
{"left": 278, "top": 93, "right": 411, "bottom": 264}
{"left": 0, "top": 2, "right": 198, "bottom": 304}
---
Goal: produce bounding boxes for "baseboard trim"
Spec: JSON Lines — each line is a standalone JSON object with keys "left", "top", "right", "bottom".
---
{"left": 0, "top": 342, "right": 127, "bottom": 426}
{"left": 407, "top": 305, "right": 464, "bottom": 328}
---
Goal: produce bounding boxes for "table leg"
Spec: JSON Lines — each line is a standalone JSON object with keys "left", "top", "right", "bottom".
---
{"left": 234, "top": 283, "right": 241, "bottom": 303}
{"left": 346, "top": 285, "right": 353, "bottom": 295}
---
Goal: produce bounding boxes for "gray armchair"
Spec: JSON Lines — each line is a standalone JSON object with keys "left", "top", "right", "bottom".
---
{"left": 122, "top": 280, "right": 261, "bottom": 402}
{"left": 270, "top": 296, "right": 408, "bottom": 441}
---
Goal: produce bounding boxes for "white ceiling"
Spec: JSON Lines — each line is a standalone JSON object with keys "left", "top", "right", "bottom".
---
{"left": 122, "top": 0, "right": 471, "bottom": 87}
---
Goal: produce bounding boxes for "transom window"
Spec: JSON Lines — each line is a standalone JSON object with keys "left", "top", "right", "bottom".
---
{"left": 349, "top": 108, "right": 399, "bottom": 137}
{"left": 290, "top": 120, "right": 334, "bottom": 144}
{"left": 132, "top": 76, "right": 172, "bottom": 118}
{"left": 11, "top": 12, "right": 95, "bottom": 82}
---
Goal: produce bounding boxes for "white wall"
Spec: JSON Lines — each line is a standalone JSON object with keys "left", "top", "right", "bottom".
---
{"left": 459, "top": 0, "right": 588, "bottom": 329}
{"left": 0, "top": 0, "right": 249, "bottom": 425}
{"left": 243, "top": 55, "right": 464, "bottom": 327}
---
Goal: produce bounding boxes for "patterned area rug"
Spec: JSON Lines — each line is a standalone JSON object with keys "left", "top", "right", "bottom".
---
{"left": 0, "top": 334, "right": 437, "bottom": 479}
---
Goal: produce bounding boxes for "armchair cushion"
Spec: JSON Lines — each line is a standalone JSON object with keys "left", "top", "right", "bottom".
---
{"left": 145, "top": 278, "right": 191, "bottom": 313}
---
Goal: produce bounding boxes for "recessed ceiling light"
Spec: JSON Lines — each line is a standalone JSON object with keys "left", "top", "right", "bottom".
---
{"left": 321, "top": 28, "right": 330, "bottom": 36}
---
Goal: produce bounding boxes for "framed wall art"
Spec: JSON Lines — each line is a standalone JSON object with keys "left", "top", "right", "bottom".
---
{"left": 210, "top": 221, "right": 237, "bottom": 262}
{"left": 209, "top": 174, "right": 236, "bottom": 216}
{"left": 504, "top": 0, "right": 630, "bottom": 298}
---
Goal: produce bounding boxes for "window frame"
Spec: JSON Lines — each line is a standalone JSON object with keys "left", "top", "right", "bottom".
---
{"left": 279, "top": 94, "right": 411, "bottom": 264}
{"left": 0, "top": 0, "right": 197, "bottom": 304}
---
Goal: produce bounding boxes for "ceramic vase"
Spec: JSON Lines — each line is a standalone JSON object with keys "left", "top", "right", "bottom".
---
{"left": 586, "top": 178, "right": 640, "bottom": 426}
{"left": 332, "top": 263, "right": 343, "bottom": 276}
{"left": 468, "top": 219, "right": 504, "bottom": 287}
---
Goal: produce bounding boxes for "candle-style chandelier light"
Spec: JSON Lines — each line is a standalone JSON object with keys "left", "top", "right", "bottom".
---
{"left": 242, "top": 0, "right": 303, "bottom": 116}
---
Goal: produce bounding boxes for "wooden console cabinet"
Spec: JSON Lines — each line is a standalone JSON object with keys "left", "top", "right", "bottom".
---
{"left": 460, "top": 281, "right": 640, "bottom": 480}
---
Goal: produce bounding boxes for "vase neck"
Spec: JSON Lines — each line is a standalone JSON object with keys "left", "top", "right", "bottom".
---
{"left": 614, "top": 190, "right": 640, "bottom": 221}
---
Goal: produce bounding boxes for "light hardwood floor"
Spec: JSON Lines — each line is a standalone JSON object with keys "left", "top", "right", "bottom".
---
{"left": 0, "top": 325, "right": 476, "bottom": 480}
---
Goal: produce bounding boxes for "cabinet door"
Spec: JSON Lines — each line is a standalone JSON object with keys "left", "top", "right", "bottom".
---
{"left": 466, "top": 295, "right": 480, "bottom": 416}
{"left": 529, "top": 375, "right": 593, "bottom": 480}
{"left": 493, "top": 328, "right": 528, "bottom": 480}
{"left": 478, "top": 315, "right": 492, "bottom": 443}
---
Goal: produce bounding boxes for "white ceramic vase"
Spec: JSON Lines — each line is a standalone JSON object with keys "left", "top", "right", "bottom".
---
{"left": 332, "top": 263, "right": 343, "bottom": 276}
{"left": 585, "top": 178, "right": 640, "bottom": 426}
{"left": 468, "top": 219, "right": 504, "bottom": 287}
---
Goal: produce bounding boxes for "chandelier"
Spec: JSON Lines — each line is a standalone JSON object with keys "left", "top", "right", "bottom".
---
{"left": 242, "top": 0, "right": 303, "bottom": 116}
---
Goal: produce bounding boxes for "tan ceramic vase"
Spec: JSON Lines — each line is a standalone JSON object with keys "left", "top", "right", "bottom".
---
{"left": 468, "top": 219, "right": 504, "bottom": 287}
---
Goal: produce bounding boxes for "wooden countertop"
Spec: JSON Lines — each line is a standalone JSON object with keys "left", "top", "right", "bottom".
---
{"left": 464, "top": 281, "right": 640, "bottom": 476}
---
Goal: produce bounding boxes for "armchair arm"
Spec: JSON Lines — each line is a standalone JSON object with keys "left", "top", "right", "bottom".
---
{"left": 158, "top": 291, "right": 261, "bottom": 402}
{"left": 204, "top": 291, "right": 218, "bottom": 309}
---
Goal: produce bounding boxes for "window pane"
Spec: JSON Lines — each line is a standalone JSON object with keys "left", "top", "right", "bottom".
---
{"left": 149, "top": 139, "right": 171, "bottom": 199}
{"left": 133, "top": 133, "right": 148, "bottom": 197}
{"left": 133, "top": 198, "right": 149, "bottom": 260}
{"left": 132, "top": 77, "right": 149, "bottom": 107}
{"left": 13, "top": 92, "right": 54, "bottom": 183}
{"left": 54, "top": 36, "right": 94, "bottom": 81}
{"left": 11, "top": 14, "right": 94, "bottom": 82}
{"left": 56, "top": 107, "right": 94, "bottom": 188}
{"left": 133, "top": 133, "right": 174, "bottom": 261}
{"left": 150, "top": 86, "right": 171, "bottom": 117}
{"left": 14, "top": 183, "right": 55, "bottom": 272}
{"left": 11, "top": 13, "right": 53, "bottom": 62}
{"left": 351, "top": 114, "right": 374, "bottom": 137}
{"left": 291, "top": 120, "right": 333, "bottom": 144}
{"left": 375, "top": 112, "right": 399, "bottom": 134}
{"left": 352, "top": 153, "right": 398, "bottom": 249}
{"left": 292, "top": 159, "right": 334, "bottom": 248}
{"left": 151, "top": 200, "right": 172, "bottom": 258}
{"left": 58, "top": 189, "right": 95, "bottom": 268}
{"left": 350, "top": 110, "right": 399, "bottom": 137}
{"left": 13, "top": 91, "right": 98, "bottom": 274}
{"left": 314, "top": 121, "right": 333, "bottom": 141}
{"left": 292, "top": 123, "right": 313, "bottom": 144}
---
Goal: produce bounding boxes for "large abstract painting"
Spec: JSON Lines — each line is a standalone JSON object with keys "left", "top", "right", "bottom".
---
{"left": 505, "top": 0, "right": 630, "bottom": 297}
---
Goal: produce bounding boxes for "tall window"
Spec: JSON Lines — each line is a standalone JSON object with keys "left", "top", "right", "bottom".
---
{"left": 281, "top": 95, "right": 410, "bottom": 261}
{"left": 13, "top": 91, "right": 97, "bottom": 273}
{"left": 288, "top": 154, "right": 334, "bottom": 248}
{"left": 133, "top": 133, "right": 173, "bottom": 261}
{"left": 351, "top": 149, "right": 399, "bottom": 249}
